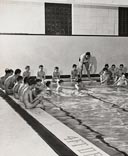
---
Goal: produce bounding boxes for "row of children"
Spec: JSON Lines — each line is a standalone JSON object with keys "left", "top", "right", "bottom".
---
{"left": 21, "top": 64, "right": 79, "bottom": 82}
{"left": 0, "top": 68, "right": 61, "bottom": 108}
{"left": 23, "top": 65, "right": 60, "bottom": 82}
{"left": 0, "top": 68, "right": 84, "bottom": 109}
{"left": 100, "top": 64, "right": 128, "bottom": 86}
{"left": 0, "top": 64, "right": 81, "bottom": 88}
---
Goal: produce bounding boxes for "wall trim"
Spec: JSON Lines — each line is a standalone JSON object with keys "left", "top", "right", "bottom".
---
{"left": 0, "top": 32, "right": 121, "bottom": 37}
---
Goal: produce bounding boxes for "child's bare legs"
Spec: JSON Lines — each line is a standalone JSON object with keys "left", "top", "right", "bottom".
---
{"left": 32, "top": 96, "right": 45, "bottom": 109}
{"left": 36, "top": 100, "right": 45, "bottom": 109}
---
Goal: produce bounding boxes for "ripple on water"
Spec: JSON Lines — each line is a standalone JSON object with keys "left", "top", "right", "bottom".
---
{"left": 57, "top": 116, "right": 72, "bottom": 122}
{"left": 110, "top": 118, "right": 124, "bottom": 127}
{"left": 52, "top": 111, "right": 66, "bottom": 118}
{"left": 118, "top": 143, "right": 128, "bottom": 152}
{"left": 46, "top": 107, "right": 60, "bottom": 114}
{"left": 65, "top": 118, "right": 79, "bottom": 125}
{"left": 104, "top": 137, "right": 119, "bottom": 145}
{"left": 45, "top": 86, "right": 128, "bottom": 155}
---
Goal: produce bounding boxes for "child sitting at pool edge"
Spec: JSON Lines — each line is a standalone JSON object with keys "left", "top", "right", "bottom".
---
{"left": 71, "top": 64, "right": 79, "bottom": 82}
{"left": 52, "top": 66, "right": 60, "bottom": 82}
{"left": 23, "top": 78, "right": 44, "bottom": 109}
{"left": 114, "top": 73, "right": 128, "bottom": 87}
{"left": 56, "top": 79, "right": 64, "bottom": 93}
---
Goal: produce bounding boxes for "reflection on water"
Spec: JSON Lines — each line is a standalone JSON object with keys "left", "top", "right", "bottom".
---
{"left": 51, "top": 86, "right": 128, "bottom": 154}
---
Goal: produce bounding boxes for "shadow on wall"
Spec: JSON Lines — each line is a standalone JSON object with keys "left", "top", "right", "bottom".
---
{"left": 90, "top": 56, "right": 97, "bottom": 74}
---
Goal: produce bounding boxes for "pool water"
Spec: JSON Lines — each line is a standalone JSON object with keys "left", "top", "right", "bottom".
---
{"left": 45, "top": 85, "right": 128, "bottom": 155}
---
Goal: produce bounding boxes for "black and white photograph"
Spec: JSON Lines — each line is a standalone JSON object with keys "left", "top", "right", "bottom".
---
{"left": 0, "top": 0, "right": 128, "bottom": 156}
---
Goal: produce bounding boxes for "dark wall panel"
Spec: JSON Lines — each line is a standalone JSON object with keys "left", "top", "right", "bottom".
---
{"left": 45, "top": 3, "right": 72, "bottom": 35}
{"left": 119, "top": 7, "right": 128, "bottom": 36}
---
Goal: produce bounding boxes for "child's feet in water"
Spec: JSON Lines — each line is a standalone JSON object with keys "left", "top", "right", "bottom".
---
{"left": 88, "top": 79, "right": 93, "bottom": 85}
{"left": 36, "top": 103, "right": 45, "bottom": 110}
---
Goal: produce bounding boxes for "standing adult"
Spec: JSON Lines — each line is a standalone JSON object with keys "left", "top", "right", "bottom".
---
{"left": 78, "top": 52, "right": 92, "bottom": 79}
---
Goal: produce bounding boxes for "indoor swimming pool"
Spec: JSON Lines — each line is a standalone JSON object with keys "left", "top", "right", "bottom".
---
{"left": 1, "top": 83, "right": 128, "bottom": 156}
{"left": 44, "top": 84, "right": 128, "bottom": 155}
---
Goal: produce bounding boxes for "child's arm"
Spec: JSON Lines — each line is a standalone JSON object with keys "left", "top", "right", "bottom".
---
{"left": 75, "top": 84, "right": 79, "bottom": 91}
{"left": 28, "top": 92, "right": 43, "bottom": 108}
{"left": 100, "top": 75, "right": 108, "bottom": 84}
{"left": 23, "top": 71, "right": 25, "bottom": 78}
{"left": 37, "top": 71, "right": 39, "bottom": 78}
{"left": 5, "top": 79, "right": 13, "bottom": 94}
{"left": 52, "top": 72, "right": 55, "bottom": 81}
{"left": 100, "top": 75, "right": 104, "bottom": 83}
{"left": 28, "top": 71, "right": 31, "bottom": 77}
{"left": 113, "top": 77, "right": 120, "bottom": 85}
{"left": 124, "top": 80, "right": 128, "bottom": 86}
{"left": 70, "top": 71, "right": 73, "bottom": 81}
{"left": 43, "top": 72, "right": 46, "bottom": 79}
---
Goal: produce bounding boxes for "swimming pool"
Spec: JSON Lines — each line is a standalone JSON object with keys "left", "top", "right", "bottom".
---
{"left": 44, "top": 84, "right": 128, "bottom": 155}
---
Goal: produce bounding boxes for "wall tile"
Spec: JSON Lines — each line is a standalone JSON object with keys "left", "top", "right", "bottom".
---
{"left": 72, "top": 4, "right": 118, "bottom": 35}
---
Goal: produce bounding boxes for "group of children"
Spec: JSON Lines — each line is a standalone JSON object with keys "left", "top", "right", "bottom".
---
{"left": 22, "top": 65, "right": 61, "bottom": 82}
{"left": 0, "top": 65, "right": 84, "bottom": 109}
{"left": 70, "top": 62, "right": 128, "bottom": 87}
{"left": 0, "top": 63, "right": 128, "bottom": 109}
{"left": 22, "top": 64, "right": 84, "bottom": 83}
{"left": 100, "top": 64, "right": 128, "bottom": 86}
{"left": 20, "top": 63, "right": 82, "bottom": 85}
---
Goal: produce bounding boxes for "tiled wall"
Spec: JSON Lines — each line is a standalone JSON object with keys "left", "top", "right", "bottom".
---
{"left": 1, "top": 35, "right": 128, "bottom": 76}
{"left": 0, "top": 2, "right": 45, "bottom": 34}
{"left": 6, "top": 0, "right": 128, "bottom": 6}
{"left": 0, "top": 1, "right": 119, "bottom": 35}
{"left": 72, "top": 5, "right": 118, "bottom": 35}
{"left": 71, "top": 0, "right": 128, "bottom": 6}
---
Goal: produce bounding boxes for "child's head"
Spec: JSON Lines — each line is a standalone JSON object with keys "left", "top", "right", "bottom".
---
{"left": 104, "top": 64, "right": 109, "bottom": 69}
{"left": 15, "top": 69, "right": 21, "bottom": 76}
{"left": 28, "top": 77, "right": 36, "bottom": 89}
{"left": 58, "top": 79, "right": 64, "bottom": 85}
{"left": 54, "top": 66, "right": 59, "bottom": 72}
{"left": 17, "top": 76, "right": 23, "bottom": 83}
{"left": 9, "top": 69, "right": 14, "bottom": 76}
{"left": 5, "top": 69, "right": 13, "bottom": 76}
{"left": 72, "top": 64, "right": 77, "bottom": 69}
{"left": 25, "top": 65, "right": 30, "bottom": 71}
{"left": 119, "top": 64, "right": 124, "bottom": 69}
{"left": 45, "top": 81, "right": 51, "bottom": 88}
{"left": 36, "top": 78, "right": 42, "bottom": 85}
{"left": 111, "top": 64, "right": 116, "bottom": 69}
{"left": 103, "top": 68, "right": 108, "bottom": 74}
{"left": 39, "top": 65, "right": 44, "bottom": 70}
{"left": 5, "top": 68, "right": 9, "bottom": 74}
{"left": 75, "top": 79, "right": 82, "bottom": 91}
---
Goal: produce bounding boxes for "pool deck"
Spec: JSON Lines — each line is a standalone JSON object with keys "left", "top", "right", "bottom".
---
{"left": 0, "top": 90, "right": 115, "bottom": 156}
{"left": 0, "top": 96, "right": 58, "bottom": 156}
